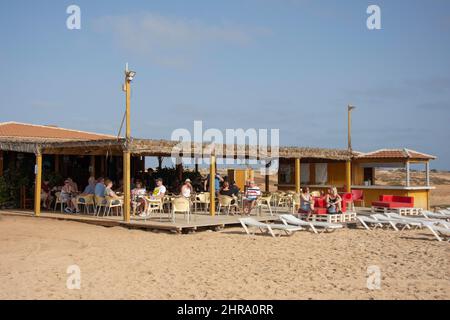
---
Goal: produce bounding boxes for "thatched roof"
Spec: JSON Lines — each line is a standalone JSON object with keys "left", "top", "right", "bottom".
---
{"left": 0, "top": 136, "right": 352, "bottom": 160}
{"left": 0, "top": 137, "right": 348, "bottom": 160}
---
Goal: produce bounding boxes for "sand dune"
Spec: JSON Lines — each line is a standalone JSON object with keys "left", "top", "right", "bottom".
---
{"left": 0, "top": 215, "right": 448, "bottom": 300}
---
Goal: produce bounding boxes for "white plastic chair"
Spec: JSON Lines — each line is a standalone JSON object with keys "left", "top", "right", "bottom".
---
{"left": 171, "top": 197, "right": 191, "bottom": 223}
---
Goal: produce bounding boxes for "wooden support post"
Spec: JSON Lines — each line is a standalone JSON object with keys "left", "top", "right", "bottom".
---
{"left": 406, "top": 161, "right": 410, "bottom": 187}
{"left": 123, "top": 151, "right": 131, "bottom": 222}
{"left": 158, "top": 156, "right": 163, "bottom": 170}
{"left": 0, "top": 151, "right": 3, "bottom": 177}
{"left": 209, "top": 155, "right": 216, "bottom": 216}
{"left": 176, "top": 160, "right": 183, "bottom": 182}
{"left": 346, "top": 160, "right": 352, "bottom": 193}
{"left": 425, "top": 161, "right": 430, "bottom": 187}
{"left": 295, "top": 158, "right": 301, "bottom": 193}
{"left": 90, "top": 155, "right": 96, "bottom": 177}
{"left": 54, "top": 155, "right": 59, "bottom": 174}
{"left": 100, "top": 156, "right": 105, "bottom": 177}
{"left": 34, "top": 151, "right": 42, "bottom": 217}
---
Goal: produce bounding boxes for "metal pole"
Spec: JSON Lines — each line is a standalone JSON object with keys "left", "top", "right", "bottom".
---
{"left": 347, "top": 105, "right": 355, "bottom": 193}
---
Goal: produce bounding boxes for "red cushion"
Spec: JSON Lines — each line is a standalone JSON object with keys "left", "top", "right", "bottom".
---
{"left": 379, "top": 195, "right": 394, "bottom": 202}
{"left": 373, "top": 201, "right": 414, "bottom": 208}
{"left": 314, "top": 198, "right": 326, "bottom": 207}
{"left": 392, "top": 196, "right": 414, "bottom": 205}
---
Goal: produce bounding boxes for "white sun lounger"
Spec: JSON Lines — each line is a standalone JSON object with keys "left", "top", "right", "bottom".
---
{"left": 239, "top": 217, "right": 303, "bottom": 238}
{"left": 279, "top": 214, "right": 343, "bottom": 234}
{"left": 423, "top": 223, "right": 450, "bottom": 242}
{"left": 385, "top": 212, "right": 445, "bottom": 227}
{"left": 437, "top": 209, "right": 450, "bottom": 216}
{"left": 370, "top": 213, "right": 420, "bottom": 230}
{"left": 357, "top": 215, "right": 399, "bottom": 231}
{"left": 421, "top": 211, "right": 450, "bottom": 221}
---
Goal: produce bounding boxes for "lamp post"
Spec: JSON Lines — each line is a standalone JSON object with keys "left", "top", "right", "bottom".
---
{"left": 346, "top": 105, "right": 356, "bottom": 193}
{"left": 123, "top": 63, "right": 136, "bottom": 223}
{"left": 348, "top": 105, "right": 356, "bottom": 152}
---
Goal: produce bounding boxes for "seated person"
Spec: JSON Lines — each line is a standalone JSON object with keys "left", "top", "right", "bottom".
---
{"left": 61, "top": 179, "right": 77, "bottom": 214}
{"left": 151, "top": 178, "right": 167, "bottom": 198}
{"left": 229, "top": 180, "right": 240, "bottom": 197}
{"left": 104, "top": 179, "right": 123, "bottom": 205}
{"left": 181, "top": 179, "right": 193, "bottom": 198}
{"left": 219, "top": 181, "right": 234, "bottom": 197}
{"left": 326, "top": 187, "right": 342, "bottom": 214}
{"left": 94, "top": 177, "right": 106, "bottom": 197}
{"left": 131, "top": 181, "right": 147, "bottom": 214}
{"left": 67, "top": 178, "right": 78, "bottom": 193}
{"left": 70, "top": 177, "right": 96, "bottom": 213}
{"left": 243, "top": 181, "right": 261, "bottom": 215}
{"left": 300, "top": 187, "right": 315, "bottom": 220}
{"left": 41, "top": 179, "right": 52, "bottom": 209}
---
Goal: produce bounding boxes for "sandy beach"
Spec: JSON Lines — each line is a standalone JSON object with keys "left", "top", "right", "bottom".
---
{"left": 0, "top": 214, "right": 448, "bottom": 300}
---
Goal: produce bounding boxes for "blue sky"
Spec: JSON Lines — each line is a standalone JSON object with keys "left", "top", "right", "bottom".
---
{"left": 0, "top": 0, "right": 449, "bottom": 168}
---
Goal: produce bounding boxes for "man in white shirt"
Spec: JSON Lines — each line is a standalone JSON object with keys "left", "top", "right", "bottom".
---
{"left": 152, "top": 178, "right": 167, "bottom": 197}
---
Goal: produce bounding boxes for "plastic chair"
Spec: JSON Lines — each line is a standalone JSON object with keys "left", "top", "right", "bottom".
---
{"left": 76, "top": 194, "right": 95, "bottom": 215}
{"left": 171, "top": 197, "right": 191, "bottom": 223}
{"left": 351, "top": 189, "right": 365, "bottom": 208}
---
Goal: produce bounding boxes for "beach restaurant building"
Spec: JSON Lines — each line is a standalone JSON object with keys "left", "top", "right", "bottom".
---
{"left": 0, "top": 121, "right": 436, "bottom": 221}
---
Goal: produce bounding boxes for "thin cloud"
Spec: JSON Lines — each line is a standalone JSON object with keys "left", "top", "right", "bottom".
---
{"left": 94, "top": 13, "right": 271, "bottom": 67}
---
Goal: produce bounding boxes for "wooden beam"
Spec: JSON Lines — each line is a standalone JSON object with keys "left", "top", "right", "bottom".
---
{"left": 34, "top": 152, "right": 42, "bottom": 217}
{"left": 209, "top": 155, "right": 216, "bottom": 216}
{"left": 295, "top": 158, "right": 301, "bottom": 193}
{"left": 123, "top": 151, "right": 131, "bottom": 222}
{"left": 0, "top": 151, "right": 3, "bottom": 177}
{"left": 90, "top": 155, "right": 95, "bottom": 177}
{"left": 345, "top": 160, "right": 351, "bottom": 193}
{"left": 425, "top": 161, "right": 430, "bottom": 187}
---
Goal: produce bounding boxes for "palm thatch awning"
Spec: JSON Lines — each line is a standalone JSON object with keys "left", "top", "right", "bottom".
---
{"left": 0, "top": 136, "right": 352, "bottom": 160}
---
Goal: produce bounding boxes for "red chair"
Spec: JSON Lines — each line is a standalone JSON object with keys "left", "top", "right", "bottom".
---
{"left": 351, "top": 189, "right": 365, "bottom": 208}
{"left": 372, "top": 195, "right": 414, "bottom": 208}
{"left": 341, "top": 193, "right": 353, "bottom": 212}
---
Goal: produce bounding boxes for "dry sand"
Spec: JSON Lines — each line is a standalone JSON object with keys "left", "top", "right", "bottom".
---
{"left": 0, "top": 214, "right": 449, "bottom": 300}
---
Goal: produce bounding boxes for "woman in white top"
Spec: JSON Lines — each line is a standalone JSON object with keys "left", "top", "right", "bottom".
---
{"left": 181, "top": 179, "right": 193, "bottom": 198}
{"left": 131, "top": 181, "right": 147, "bottom": 214}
